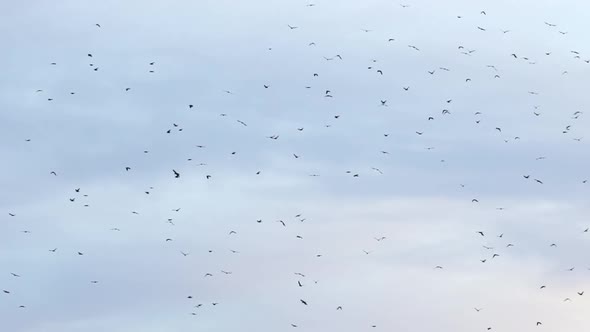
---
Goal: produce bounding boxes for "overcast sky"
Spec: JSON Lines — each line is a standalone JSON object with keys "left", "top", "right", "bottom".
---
{"left": 1, "top": 0, "right": 589, "bottom": 331}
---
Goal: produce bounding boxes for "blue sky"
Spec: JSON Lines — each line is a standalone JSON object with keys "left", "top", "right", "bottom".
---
{"left": 1, "top": 0, "right": 589, "bottom": 331}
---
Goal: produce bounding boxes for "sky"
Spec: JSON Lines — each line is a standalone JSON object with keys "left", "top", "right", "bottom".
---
{"left": 0, "top": 0, "right": 589, "bottom": 331}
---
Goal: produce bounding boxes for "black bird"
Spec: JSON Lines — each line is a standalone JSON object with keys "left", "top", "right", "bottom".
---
{"left": 173, "top": 170, "right": 180, "bottom": 178}
{"left": 300, "top": 299, "right": 308, "bottom": 305}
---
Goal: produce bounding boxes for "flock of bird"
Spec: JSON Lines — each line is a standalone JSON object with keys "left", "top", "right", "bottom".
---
{"left": 1, "top": 1, "right": 589, "bottom": 331}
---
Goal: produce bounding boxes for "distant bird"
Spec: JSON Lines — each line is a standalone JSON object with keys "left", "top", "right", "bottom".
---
{"left": 300, "top": 299, "right": 308, "bottom": 305}
{"left": 173, "top": 169, "right": 180, "bottom": 178}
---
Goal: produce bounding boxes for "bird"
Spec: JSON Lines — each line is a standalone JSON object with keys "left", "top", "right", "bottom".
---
{"left": 300, "top": 299, "right": 308, "bottom": 305}
{"left": 173, "top": 170, "right": 180, "bottom": 178}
